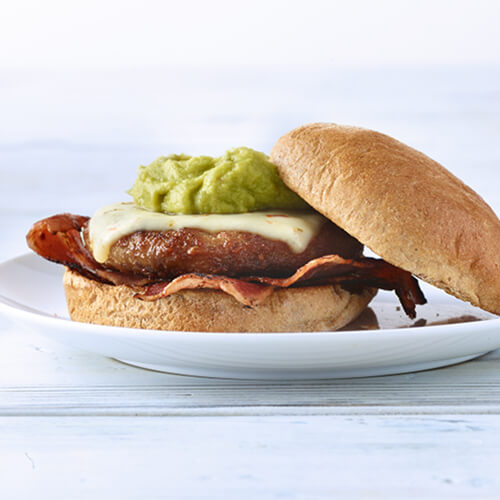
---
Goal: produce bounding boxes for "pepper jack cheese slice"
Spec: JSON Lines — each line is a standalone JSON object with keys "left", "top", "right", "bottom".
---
{"left": 88, "top": 202, "right": 325, "bottom": 263}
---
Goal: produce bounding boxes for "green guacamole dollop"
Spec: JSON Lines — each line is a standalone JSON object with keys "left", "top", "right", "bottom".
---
{"left": 128, "top": 147, "right": 309, "bottom": 214}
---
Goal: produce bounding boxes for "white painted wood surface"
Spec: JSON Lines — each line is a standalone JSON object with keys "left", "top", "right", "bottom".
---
{"left": 1, "top": 67, "right": 500, "bottom": 499}
{"left": 2, "top": 415, "right": 500, "bottom": 499}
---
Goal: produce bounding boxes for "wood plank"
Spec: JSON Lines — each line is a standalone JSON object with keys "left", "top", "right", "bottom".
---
{"left": 1, "top": 415, "right": 499, "bottom": 499}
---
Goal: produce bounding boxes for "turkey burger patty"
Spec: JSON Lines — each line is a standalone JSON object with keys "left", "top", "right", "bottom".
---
{"left": 82, "top": 214, "right": 363, "bottom": 279}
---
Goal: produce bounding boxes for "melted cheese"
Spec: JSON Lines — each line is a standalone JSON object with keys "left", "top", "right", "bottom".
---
{"left": 88, "top": 202, "right": 325, "bottom": 263}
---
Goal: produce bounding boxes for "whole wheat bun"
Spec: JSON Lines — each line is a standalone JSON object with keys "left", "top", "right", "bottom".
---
{"left": 63, "top": 269, "right": 376, "bottom": 333}
{"left": 270, "top": 123, "right": 500, "bottom": 315}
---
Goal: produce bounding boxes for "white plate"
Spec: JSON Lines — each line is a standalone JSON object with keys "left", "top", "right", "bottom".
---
{"left": 1, "top": 253, "right": 499, "bottom": 379}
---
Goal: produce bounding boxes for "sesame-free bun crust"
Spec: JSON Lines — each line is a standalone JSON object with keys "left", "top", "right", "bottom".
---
{"left": 271, "top": 123, "right": 500, "bottom": 315}
{"left": 63, "top": 269, "right": 376, "bottom": 333}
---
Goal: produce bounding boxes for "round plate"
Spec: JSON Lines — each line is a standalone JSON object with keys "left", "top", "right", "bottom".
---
{"left": 0, "top": 253, "right": 499, "bottom": 379}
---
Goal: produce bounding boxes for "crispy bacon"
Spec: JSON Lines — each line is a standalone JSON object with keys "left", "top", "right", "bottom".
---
{"left": 26, "top": 213, "right": 426, "bottom": 318}
{"left": 139, "top": 275, "right": 274, "bottom": 307}
{"left": 26, "top": 214, "right": 150, "bottom": 286}
{"left": 136, "top": 255, "right": 426, "bottom": 318}
{"left": 246, "top": 255, "right": 427, "bottom": 318}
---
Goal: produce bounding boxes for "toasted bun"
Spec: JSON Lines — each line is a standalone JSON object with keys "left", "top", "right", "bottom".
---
{"left": 63, "top": 269, "right": 376, "bottom": 332}
{"left": 271, "top": 123, "right": 500, "bottom": 315}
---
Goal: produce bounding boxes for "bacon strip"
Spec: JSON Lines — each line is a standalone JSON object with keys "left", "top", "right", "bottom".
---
{"left": 244, "top": 255, "right": 426, "bottom": 318}
{"left": 138, "top": 274, "right": 274, "bottom": 307}
{"left": 26, "top": 214, "right": 150, "bottom": 286}
{"left": 27, "top": 213, "right": 426, "bottom": 318}
{"left": 137, "top": 255, "right": 426, "bottom": 318}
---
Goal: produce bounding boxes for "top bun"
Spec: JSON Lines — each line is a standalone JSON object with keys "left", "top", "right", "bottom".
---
{"left": 270, "top": 123, "right": 500, "bottom": 315}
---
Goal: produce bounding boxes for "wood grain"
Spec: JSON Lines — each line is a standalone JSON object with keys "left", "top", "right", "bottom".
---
{"left": 1, "top": 416, "right": 499, "bottom": 499}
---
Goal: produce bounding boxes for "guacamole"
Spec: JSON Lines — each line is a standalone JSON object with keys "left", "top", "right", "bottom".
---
{"left": 128, "top": 147, "right": 309, "bottom": 214}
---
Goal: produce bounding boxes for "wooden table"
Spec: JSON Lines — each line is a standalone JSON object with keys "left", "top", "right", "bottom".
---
{"left": 1, "top": 66, "right": 500, "bottom": 499}
{"left": 2, "top": 316, "right": 500, "bottom": 498}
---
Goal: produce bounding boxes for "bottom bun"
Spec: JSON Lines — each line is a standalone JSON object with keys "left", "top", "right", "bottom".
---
{"left": 63, "top": 269, "right": 377, "bottom": 332}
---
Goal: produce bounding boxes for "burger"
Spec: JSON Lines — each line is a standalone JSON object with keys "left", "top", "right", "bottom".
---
{"left": 26, "top": 123, "right": 500, "bottom": 332}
